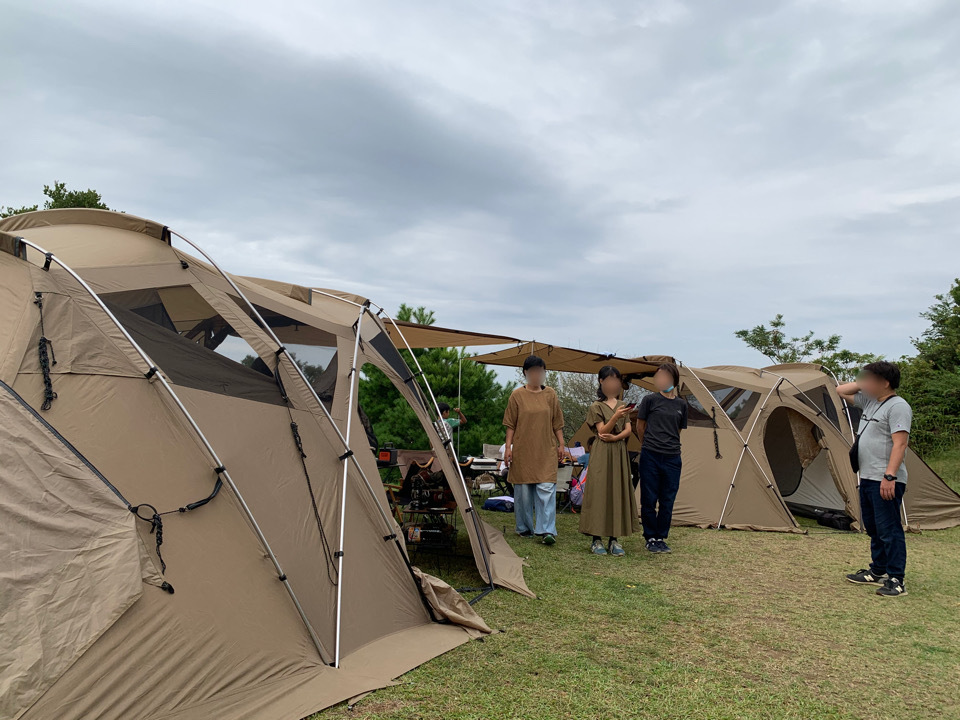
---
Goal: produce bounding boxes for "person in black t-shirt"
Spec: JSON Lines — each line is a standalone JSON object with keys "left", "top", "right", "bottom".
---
{"left": 635, "top": 362, "right": 688, "bottom": 553}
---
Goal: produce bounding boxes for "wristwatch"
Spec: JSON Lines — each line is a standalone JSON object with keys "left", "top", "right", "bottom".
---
{"left": 883, "top": 474, "right": 897, "bottom": 482}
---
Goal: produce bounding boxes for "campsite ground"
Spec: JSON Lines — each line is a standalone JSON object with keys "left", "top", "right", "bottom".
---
{"left": 319, "top": 456, "right": 960, "bottom": 720}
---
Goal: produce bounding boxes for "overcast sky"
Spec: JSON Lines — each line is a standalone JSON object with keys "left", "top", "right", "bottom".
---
{"left": 3, "top": 0, "right": 959, "bottom": 370}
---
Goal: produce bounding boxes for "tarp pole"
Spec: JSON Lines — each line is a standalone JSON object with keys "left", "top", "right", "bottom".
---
{"left": 375, "top": 308, "right": 496, "bottom": 593}
{"left": 333, "top": 305, "right": 366, "bottom": 667}
{"left": 822, "top": 367, "right": 867, "bottom": 531}
{"left": 14, "top": 238, "right": 333, "bottom": 666}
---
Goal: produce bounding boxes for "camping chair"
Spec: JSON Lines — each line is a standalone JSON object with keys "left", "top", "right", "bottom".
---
{"left": 555, "top": 465, "right": 573, "bottom": 512}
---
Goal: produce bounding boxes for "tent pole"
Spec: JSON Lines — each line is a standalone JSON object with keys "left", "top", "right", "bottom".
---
{"left": 14, "top": 238, "right": 333, "bottom": 666}
{"left": 695, "top": 373, "right": 797, "bottom": 530}
{"left": 456, "top": 351, "right": 463, "bottom": 459}
{"left": 738, "top": 379, "right": 801, "bottom": 529}
{"left": 760, "top": 370, "right": 847, "bottom": 439}
{"left": 375, "top": 309, "right": 496, "bottom": 594}
{"left": 823, "top": 368, "right": 865, "bottom": 532}
{"left": 167, "top": 234, "right": 443, "bottom": 634}
{"left": 333, "top": 305, "right": 366, "bottom": 667}
{"left": 682, "top": 368, "right": 743, "bottom": 530}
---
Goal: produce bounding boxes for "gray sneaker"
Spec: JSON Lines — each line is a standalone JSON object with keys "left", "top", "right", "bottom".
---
{"left": 608, "top": 540, "right": 625, "bottom": 557}
{"left": 846, "top": 569, "right": 887, "bottom": 585}
{"left": 876, "top": 577, "right": 907, "bottom": 597}
{"left": 590, "top": 538, "right": 607, "bottom": 555}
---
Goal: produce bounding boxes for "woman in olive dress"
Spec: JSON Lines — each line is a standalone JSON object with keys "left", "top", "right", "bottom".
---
{"left": 579, "top": 365, "right": 640, "bottom": 556}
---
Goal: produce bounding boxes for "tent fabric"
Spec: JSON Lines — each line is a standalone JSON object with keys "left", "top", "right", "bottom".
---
{"left": 387, "top": 321, "right": 520, "bottom": 349}
{"left": 0, "top": 208, "right": 532, "bottom": 597}
{"left": 473, "top": 341, "right": 674, "bottom": 376}
{"left": 0, "top": 380, "right": 157, "bottom": 720}
{"left": 0, "top": 210, "right": 492, "bottom": 720}
{"left": 507, "top": 353, "right": 960, "bottom": 534}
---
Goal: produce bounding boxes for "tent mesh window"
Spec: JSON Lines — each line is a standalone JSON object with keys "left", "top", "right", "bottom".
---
{"left": 102, "top": 289, "right": 288, "bottom": 406}
{"left": 683, "top": 392, "right": 715, "bottom": 428}
{"left": 709, "top": 386, "right": 759, "bottom": 430}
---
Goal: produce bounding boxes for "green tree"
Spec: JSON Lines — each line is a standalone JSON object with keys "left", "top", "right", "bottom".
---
{"left": 241, "top": 352, "right": 324, "bottom": 385}
{"left": 734, "top": 314, "right": 879, "bottom": 381}
{"left": 898, "top": 279, "right": 960, "bottom": 456}
{"left": 1, "top": 181, "right": 112, "bottom": 218}
{"left": 358, "top": 304, "right": 513, "bottom": 456}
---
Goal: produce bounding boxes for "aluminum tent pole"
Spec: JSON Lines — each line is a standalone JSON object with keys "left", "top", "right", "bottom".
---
{"left": 689, "top": 371, "right": 797, "bottom": 530}
{"left": 680, "top": 368, "right": 742, "bottom": 529}
{"left": 737, "top": 376, "right": 800, "bottom": 529}
{"left": 15, "top": 239, "right": 333, "bottom": 666}
{"left": 374, "top": 308, "right": 495, "bottom": 593}
{"left": 760, "top": 370, "right": 847, "bottom": 438}
{"left": 168, "top": 234, "right": 440, "bottom": 635}
{"left": 333, "top": 305, "right": 366, "bottom": 667}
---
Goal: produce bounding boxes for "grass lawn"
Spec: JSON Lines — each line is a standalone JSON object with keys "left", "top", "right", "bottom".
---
{"left": 319, "top": 503, "right": 960, "bottom": 720}
{"left": 929, "top": 447, "right": 960, "bottom": 495}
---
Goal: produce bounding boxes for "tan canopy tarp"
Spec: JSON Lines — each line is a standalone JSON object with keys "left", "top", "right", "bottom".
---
{"left": 473, "top": 341, "right": 674, "bottom": 376}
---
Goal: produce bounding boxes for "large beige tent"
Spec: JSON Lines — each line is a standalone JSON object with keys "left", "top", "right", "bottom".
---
{"left": 474, "top": 346, "right": 960, "bottom": 533}
{"left": 0, "top": 210, "right": 514, "bottom": 720}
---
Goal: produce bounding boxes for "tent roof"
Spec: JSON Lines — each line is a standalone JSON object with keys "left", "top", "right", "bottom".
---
{"left": 473, "top": 341, "right": 674, "bottom": 376}
{"left": 388, "top": 322, "right": 520, "bottom": 349}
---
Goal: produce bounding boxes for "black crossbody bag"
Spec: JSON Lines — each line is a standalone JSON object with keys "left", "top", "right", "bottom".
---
{"left": 849, "top": 396, "right": 894, "bottom": 474}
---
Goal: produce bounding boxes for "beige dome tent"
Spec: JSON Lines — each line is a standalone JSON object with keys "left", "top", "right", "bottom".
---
{"left": 0, "top": 210, "right": 514, "bottom": 720}
{"left": 474, "top": 346, "right": 960, "bottom": 533}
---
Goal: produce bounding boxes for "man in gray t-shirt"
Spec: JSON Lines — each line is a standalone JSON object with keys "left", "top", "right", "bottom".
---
{"left": 837, "top": 361, "right": 912, "bottom": 597}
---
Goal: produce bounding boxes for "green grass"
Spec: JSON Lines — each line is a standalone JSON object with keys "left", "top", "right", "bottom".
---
{"left": 928, "top": 446, "right": 960, "bottom": 495}
{"left": 316, "top": 509, "right": 960, "bottom": 720}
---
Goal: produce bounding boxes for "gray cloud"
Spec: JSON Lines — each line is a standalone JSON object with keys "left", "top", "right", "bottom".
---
{"left": 1, "top": 0, "right": 959, "bottom": 370}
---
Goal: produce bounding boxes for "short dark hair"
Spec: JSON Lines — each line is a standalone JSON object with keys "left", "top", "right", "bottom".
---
{"left": 597, "top": 365, "right": 623, "bottom": 401}
{"left": 657, "top": 362, "right": 680, "bottom": 388}
{"left": 522, "top": 355, "right": 546, "bottom": 374}
{"left": 586, "top": 436, "right": 596, "bottom": 451}
{"left": 861, "top": 361, "right": 900, "bottom": 390}
{"left": 437, "top": 401, "right": 451, "bottom": 414}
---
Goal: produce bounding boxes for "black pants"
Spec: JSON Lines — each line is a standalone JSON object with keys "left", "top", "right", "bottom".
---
{"left": 860, "top": 479, "right": 907, "bottom": 580}
{"left": 638, "top": 449, "right": 682, "bottom": 540}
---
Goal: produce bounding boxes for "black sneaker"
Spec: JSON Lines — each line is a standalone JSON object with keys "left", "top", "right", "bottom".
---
{"left": 657, "top": 539, "right": 672, "bottom": 553}
{"left": 645, "top": 538, "right": 659, "bottom": 553}
{"left": 516, "top": 530, "right": 533, "bottom": 538}
{"left": 876, "top": 578, "right": 907, "bottom": 597}
{"left": 845, "top": 569, "right": 887, "bottom": 585}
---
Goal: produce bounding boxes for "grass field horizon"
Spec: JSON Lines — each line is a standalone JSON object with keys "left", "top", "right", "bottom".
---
{"left": 317, "top": 451, "right": 960, "bottom": 720}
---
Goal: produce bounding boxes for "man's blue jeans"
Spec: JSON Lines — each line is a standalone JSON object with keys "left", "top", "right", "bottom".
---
{"left": 514, "top": 482, "right": 557, "bottom": 536}
{"left": 859, "top": 479, "right": 907, "bottom": 580}
{"left": 638, "top": 449, "right": 682, "bottom": 540}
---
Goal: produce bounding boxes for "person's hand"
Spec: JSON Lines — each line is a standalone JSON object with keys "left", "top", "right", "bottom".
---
{"left": 880, "top": 478, "right": 896, "bottom": 501}
{"left": 598, "top": 432, "right": 615, "bottom": 442}
{"left": 454, "top": 407, "right": 461, "bottom": 413}
{"left": 557, "top": 446, "right": 566, "bottom": 462}
{"left": 613, "top": 405, "right": 631, "bottom": 419}
{"left": 504, "top": 447, "right": 513, "bottom": 466}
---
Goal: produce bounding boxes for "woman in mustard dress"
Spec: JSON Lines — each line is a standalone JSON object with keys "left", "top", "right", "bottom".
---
{"left": 503, "top": 356, "right": 566, "bottom": 545}
{"left": 579, "top": 365, "right": 640, "bottom": 556}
